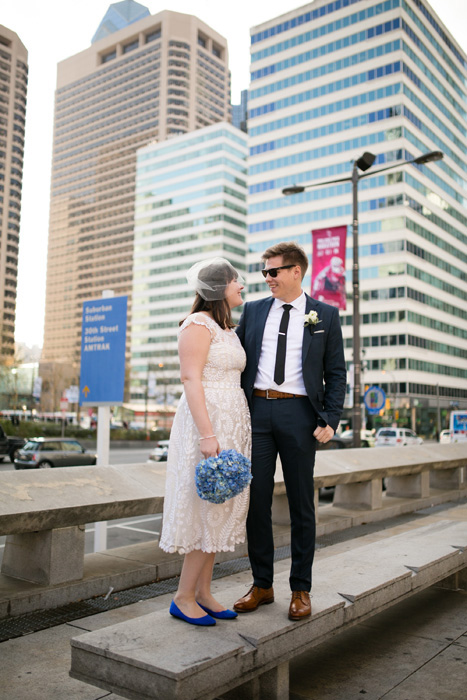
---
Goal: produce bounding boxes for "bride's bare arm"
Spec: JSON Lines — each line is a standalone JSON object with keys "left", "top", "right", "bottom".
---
{"left": 179, "top": 323, "right": 219, "bottom": 458}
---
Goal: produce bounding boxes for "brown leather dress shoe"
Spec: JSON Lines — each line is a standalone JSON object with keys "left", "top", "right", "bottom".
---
{"left": 233, "top": 585, "right": 274, "bottom": 613}
{"left": 288, "top": 591, "right": 312, "bottom": 621}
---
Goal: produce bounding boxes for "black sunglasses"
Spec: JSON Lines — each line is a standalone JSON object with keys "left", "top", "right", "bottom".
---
{"left": 261, "top": 264, "right": 295, "bottom": 278}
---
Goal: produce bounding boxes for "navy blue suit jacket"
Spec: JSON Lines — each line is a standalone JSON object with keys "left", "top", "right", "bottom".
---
{"left": 236, "top": 294, "right": 347, "bottom": 432}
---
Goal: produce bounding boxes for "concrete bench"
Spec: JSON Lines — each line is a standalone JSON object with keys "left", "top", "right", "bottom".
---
{"left": 1, "top": 444, "right": 465, "bottom": 616}
{"left": 70, "top": 518, "right": 467, "bottom": 700}
{"left": 272, "top": 442, "right": 466, "bottom": 523}
{"left": 0, "top": 463, "right": 166, "bottom": 585}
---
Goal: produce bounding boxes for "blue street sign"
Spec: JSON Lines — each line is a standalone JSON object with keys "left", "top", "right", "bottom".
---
{"left": 364, "top": 385, "right": 386, "bottom": 415}
{"left": 79, "top": 296, "right": 128, "bottom": 406}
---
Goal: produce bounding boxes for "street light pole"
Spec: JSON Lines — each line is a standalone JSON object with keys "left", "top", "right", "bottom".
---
{"left": 350, "top": 151, "right": 376, "bottom": 447}
{"left": 382, "top": 369, "right": 397, "bottom": 421}
{"left": 351, "top": 161, "right": 362, "bottom": 447}
{"left": 144, "top": 363, "right": 156, "bottom": 435}
{"left": 282, "top": 150, "right": 443, "bottom": 449}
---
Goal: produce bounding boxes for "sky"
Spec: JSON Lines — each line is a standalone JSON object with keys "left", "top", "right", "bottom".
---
{"left": 1, "top": 0, "right": 467, "bottom": 348}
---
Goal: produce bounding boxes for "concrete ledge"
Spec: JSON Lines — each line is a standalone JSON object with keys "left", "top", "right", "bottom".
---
{"left": 1, "top": 445, "right": 465, "bottom": 617}
{"left": 333, "top": 477, "right": 382, "bottom": 509}
{"left": 2, "top": 525, "right": 85, "bottom": 585}
{"left": 0, "top": 463, "right": 166, "bottom": 534}
{"left": 313, "top": 443, "right": 467, "bottom": 488}
{"left": 385, "top": 471, "right": 430, "bottom": 499}
{"left": 2, "top": 490, "right": 466, "bottom": 619}
{"left": 69, "top": 519, "right": 467, "bottom": 700}
{"left": 0, "top": 523, "right": 291, "bottom": 619}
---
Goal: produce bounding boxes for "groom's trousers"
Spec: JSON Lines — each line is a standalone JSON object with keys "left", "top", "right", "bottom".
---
{"left": 246, "top": 395, "right": 317, "bottom": 592}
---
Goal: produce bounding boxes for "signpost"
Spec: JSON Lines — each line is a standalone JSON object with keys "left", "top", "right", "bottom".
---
{"left": 364, "top": 385, "right": 386, "bottom": 415}
{"left": 80, "top": 293, "right": 128, "bottom": 551}
{"left": 80, "top": 295, "right": 127, "bottom": 407}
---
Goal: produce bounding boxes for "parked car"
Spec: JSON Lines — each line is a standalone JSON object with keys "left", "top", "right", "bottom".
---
{"left": 316, "top": 433, "right": 353, "bottom": 450}
{"left": 339, "top": 429, "right": 375, "bottom": 448}
{"left": 148, "top": 439, "right": 170, "bottom": 462}
{"left": 0, "top": 425, "right": 25, "bottom": 463}
{"left": 375, "top": 428, "right": 423, "bottom": 447}
{"left": 439, "top": 429, "right": 453, "bottom": 444}
{"left": 14, "top": 438, "right": 97, "bottom": 469}
{"left": 0, "top": 426, "right": 9, "bottom": 461}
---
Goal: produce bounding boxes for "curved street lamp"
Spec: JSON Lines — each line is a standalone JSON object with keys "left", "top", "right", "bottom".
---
{"left": 282, "top": 150, "right": 443, "bottom": 447}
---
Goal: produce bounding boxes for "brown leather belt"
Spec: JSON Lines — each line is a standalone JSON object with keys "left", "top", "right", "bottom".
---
{"left": 253, "top": 389, "right": 307, "bottom": 400}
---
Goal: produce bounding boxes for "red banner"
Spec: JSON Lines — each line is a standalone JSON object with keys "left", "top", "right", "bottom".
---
{"left": 311, "top": 226, "right": 347, "bottom": 310}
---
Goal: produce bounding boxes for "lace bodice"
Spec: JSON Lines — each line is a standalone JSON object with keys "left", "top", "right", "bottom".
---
{"left": 179, "top": 313, "right": 246, "bottom": 388}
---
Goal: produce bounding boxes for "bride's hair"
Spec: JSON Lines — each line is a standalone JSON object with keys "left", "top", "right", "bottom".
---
{"left": 185, "top": 294, "right": 235, "bottom": 330}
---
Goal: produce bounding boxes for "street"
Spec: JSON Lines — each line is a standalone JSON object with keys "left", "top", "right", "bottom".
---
{"left": 0, "top": 447, "right": 163, "bottom": 558}
{"left": 89, "top": 448, "right": 163, "bottom": 553}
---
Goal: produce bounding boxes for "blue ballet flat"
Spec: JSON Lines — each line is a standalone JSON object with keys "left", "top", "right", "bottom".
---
{"left": 169, "top": 600, "right": 216, "bottom": 626}
{"left": 198, "top": 603, "right": 238, "bottom": 619}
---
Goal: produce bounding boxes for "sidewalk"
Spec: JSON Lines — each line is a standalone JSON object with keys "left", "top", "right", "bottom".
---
{"left": 2, "top": 502, "right": 466, "bottom": 700}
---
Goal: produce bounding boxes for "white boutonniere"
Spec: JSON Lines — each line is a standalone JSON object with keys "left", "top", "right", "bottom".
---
{"left": 304, "top": 310, "right": 321, "bottom": 328}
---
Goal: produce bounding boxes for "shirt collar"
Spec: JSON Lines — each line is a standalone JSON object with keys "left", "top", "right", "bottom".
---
{"left": 273, "top": 291, "right": 306, "bottom": 313}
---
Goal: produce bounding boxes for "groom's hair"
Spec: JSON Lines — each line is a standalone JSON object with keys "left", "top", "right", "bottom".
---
{"left": 262, "top": 242, "right": 308, "bottom": 280}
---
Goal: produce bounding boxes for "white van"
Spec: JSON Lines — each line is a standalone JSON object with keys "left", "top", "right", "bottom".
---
{"left": 375, "top": 428, "right": 423, "bottom": 447}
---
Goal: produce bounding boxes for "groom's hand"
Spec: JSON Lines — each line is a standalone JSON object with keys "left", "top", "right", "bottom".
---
{"left": 313, "top": 425, "right": 334, "bottom": 443}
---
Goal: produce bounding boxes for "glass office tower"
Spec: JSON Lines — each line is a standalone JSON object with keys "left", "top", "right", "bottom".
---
{"left": 247, "top": 0, "right": 467, "bottom": 434}
{"left": 130, "top": 122, "right": 247, "bottom": 407}
{"left": 232, "top": 89, "right": 248, "bottom": 133}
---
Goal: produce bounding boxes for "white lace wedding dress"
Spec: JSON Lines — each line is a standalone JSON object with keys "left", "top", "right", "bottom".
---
{"left": 159, "top": 312, "right": 251, "bottom": 554}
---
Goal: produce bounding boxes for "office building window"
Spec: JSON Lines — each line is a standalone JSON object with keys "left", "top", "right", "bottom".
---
{"left": 123, "top": 39, "right": 139, "bottom": 54}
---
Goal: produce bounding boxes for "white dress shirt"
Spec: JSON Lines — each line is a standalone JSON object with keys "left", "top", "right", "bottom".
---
{"left": 254, "top": 291, "right": 307, "bottom": 395}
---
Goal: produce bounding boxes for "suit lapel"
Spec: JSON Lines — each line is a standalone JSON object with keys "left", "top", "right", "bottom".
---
{"left": 302, "top": 294, "right": 319, "bottom": 365}
{"left": 256, "top": 298, "right": 274, "bottom": 364}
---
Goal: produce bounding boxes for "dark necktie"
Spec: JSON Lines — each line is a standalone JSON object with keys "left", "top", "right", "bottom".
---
{"left": 274, "top": 304, "right": 292, "bottom": 385}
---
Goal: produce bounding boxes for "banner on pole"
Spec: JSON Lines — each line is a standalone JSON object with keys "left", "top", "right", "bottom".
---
{"left": 311, "top": 226, "right": 347, "bottom": 310}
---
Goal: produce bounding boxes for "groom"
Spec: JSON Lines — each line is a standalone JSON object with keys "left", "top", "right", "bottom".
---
{"left": 234, "top": 242, "right": 346, "bottom": 620}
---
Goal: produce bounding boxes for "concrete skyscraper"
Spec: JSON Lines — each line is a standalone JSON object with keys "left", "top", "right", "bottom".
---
{"left": 41, "top": 2, "right": 231, "bottom": 405}
{"left": 247, "top": 0, "right": 467, "bottom": 434}
{"left": 0, "top": 25, "right": 27, "bottom": 360}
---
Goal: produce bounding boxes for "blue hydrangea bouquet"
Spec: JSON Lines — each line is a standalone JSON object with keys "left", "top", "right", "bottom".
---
{"left": 195, "top": 449, "right": 252, "bottom": 504}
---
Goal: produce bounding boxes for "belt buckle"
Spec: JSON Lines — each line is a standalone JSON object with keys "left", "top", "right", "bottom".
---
{"left": 265, "top": 389, "right": 277, "bottom": 400}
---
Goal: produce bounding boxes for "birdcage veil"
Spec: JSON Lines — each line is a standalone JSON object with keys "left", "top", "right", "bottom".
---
{"left": 186, "top": 257, "right": 244, "bottom": 300}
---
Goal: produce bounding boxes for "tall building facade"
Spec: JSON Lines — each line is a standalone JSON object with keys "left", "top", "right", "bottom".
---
{"left": 232, "top": 88, "right": 248, "bottom": 132}
{"left": 247, "top": 0, "right": 467, "bottom": 434}
{"left": 41, "top": 5, "right": 231, "bottom": 391}
{"left": 0, "top": 25, "right": 27, "bottom": 360}
{"left": 130, "top": 122, "right": 247, "bottom": 406}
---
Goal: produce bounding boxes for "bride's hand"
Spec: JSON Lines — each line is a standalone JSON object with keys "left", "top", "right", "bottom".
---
{"left": 200, "top": 436, "right": 220, "bottom": 459}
